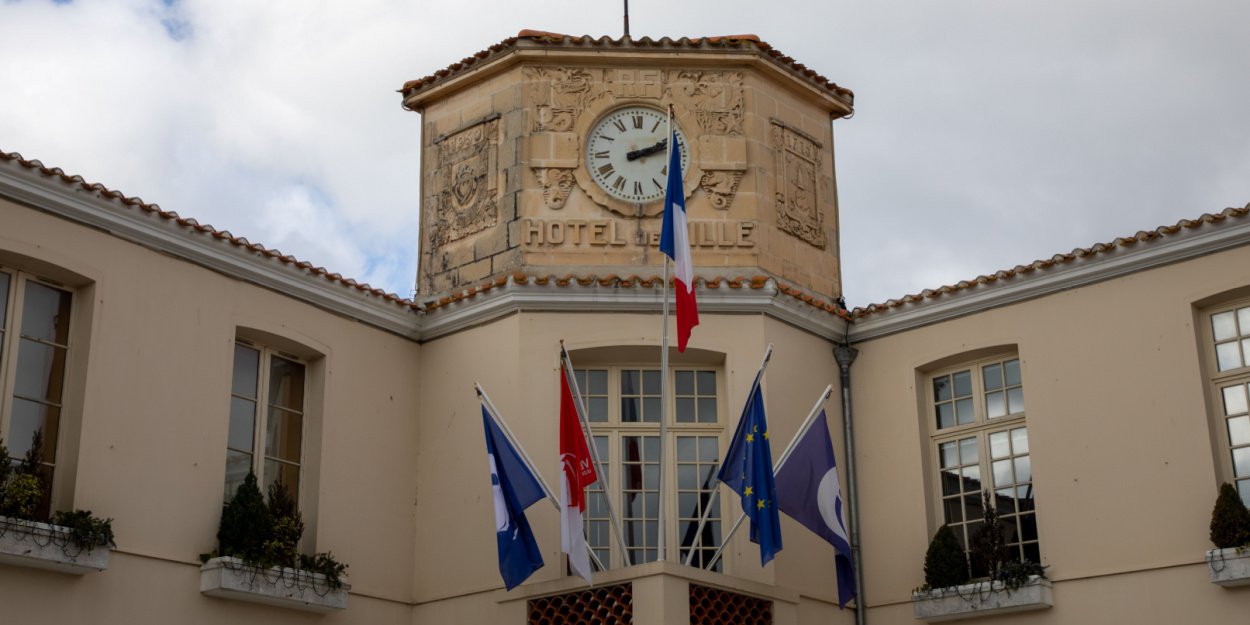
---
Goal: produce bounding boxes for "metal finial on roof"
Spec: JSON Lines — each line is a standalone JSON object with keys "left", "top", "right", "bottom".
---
{"left": 623, "top": 0, "right": 630, "bottom": 39}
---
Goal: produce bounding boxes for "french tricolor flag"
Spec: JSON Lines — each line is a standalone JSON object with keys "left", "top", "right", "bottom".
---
{"left": 659, "top": 127, "right": 699, "bottom": 352}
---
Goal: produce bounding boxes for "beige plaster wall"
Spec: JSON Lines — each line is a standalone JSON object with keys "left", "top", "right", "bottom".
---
{"left": 0, "top": 197, "right": 420, "bottom": 619}
{"left": 850, "top": 243, "right": 1250, "bottom": 622}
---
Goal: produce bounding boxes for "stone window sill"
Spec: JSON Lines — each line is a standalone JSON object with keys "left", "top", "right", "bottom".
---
{"left": 911, "top": 576, "right": 1052, "bottom": 622}
{"left": 200, "top": 556, "right": 350, "bottom": 613}
{"left": 0, "top": 514, "right": 110, "bottom": 575}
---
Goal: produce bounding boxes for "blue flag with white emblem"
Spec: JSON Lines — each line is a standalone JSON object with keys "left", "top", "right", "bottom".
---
{"left": 717, "top": 373, "right": 783, "bottom": 565}
{"left": 776, "top": 410, "right": 857, "bottom": 608}
{"left": 482, "top": 405, "right": 545, "bottom": 590}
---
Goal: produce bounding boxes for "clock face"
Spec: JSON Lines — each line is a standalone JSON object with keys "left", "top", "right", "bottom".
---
{"left": 585, "top": 106, "right": 690, "bottom": 204}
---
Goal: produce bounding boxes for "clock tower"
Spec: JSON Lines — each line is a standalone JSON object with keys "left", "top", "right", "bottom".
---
{"left": 401, "top": 31, "right": 853, "bottom": 305}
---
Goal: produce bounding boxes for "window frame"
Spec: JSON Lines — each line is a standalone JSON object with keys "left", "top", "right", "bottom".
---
{"left": 925, "top": 353, "right": 1040, "bottom": 572}
{"left": 225, "top": 338, "right": 308, "bottom": 508}
{"left": 1201, "top": 298, "right": 1250, "bottom": 506}
{"left": 572, "top": 364, "right": 725, "bottom": 571}
{"left": 0, "top": 267, "right": 76, "bottom": 518}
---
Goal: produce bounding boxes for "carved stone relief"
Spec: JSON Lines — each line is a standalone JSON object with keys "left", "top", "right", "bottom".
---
{"left": 533, "top": 167, "right": 576, "bottom": 209}
{"left": 527, "top": 67, "right": 599, "bottom": 132}
{"left": 699, "top": 170, "right": 744, "bottom": 210}
{"left": 770, "top": 121, "right": 825, "bottom": 249}
{"left": 428, "top": 118, "right": 500, "bottom": 248}
{"left": 670, "top": 71, "right": 744, "bottom": 136}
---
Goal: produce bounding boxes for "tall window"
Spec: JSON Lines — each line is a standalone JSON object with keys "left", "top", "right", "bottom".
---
{"left": 226, "top": 340, "right": 305, "bottom": 504}
{"left": 1206, "top": 302, "right": 1250, "bottom": 506}
{"left": 0, "top": 269, "right": 73, "bottom": 518}
{"left": 929, "top": 355, "right": 1039, "bottom": 573}
{"left": 572, "top": 367, "right": 722, "bottom": 571}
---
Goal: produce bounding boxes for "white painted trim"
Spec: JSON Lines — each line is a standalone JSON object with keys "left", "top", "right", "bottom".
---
{"left": 850, "top": 217, "right": 1250, "bottom": 342}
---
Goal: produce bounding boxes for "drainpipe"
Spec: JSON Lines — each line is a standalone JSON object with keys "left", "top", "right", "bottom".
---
{"left": 834, "top": 343, "right": 865, "bottom": 625}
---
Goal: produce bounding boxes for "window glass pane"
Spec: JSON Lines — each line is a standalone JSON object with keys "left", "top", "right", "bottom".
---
{"left": 678, "top": 464, "right": 697, "bottom": 489}
{"left": 943, "top": 497, "right": 963, "bottom": 523}
{"left": 676, "top": 371, "right": 694, "bottom": 395}
{"left": 1243, "top": 339, "right": 1250, "bottom": 367}
{"left": 20, "top": 281, "right": 72, "bottom": 345}
{"left": 955, "top": 398, "right": 974, "bottom": 425}
{"left": 1017, "top": 485, "right": 1035, "bottom": 511}
{"left": 1233, "top": 447, "right": 1250, "bottom": 478}
{"left": 1236, "top": 307, "right": 1250, "bottom": 336}
{"left": 1214, "top": 311, "right": 1238, "bottom": 341}
{"left": 1217, "top": 341, "right": 1243, "bottom": 371}
{"left": 263, "top": 459, "right": 300, "bottom": 504}
{"left": 936, "top": 403, "right": 954, "bottom": 429}
{"left": 953, "top": 371, "right": 972, "bottom": 397}
{"left": 622, "top": 397, "right": 641, "bottom": 422}
{"left": 643, "top": 436, "right": 659, "bottom": 461}
{"left": 986, "top": 391, "right": 1006, "bottom": 419}
{"left": 940, "top": 441, "right": 958, "bottom": 468}
{"left": 697, "top": 398, "right": 717, "bottom": 423}
{"left": 224, "top": 449, "right": 252, "bottom": 502}
{"left": 697, "top": 371, "right": 716, "bottom": 394}
{"left": 992, "top": 459, "right": 1013, "bottom": 487}
{"left": 1011, "top": 427, "right": 1029, "bottom": 454}
{"left": 933, "top": 376, "right": 951, "bottom": 402}
{"left": 1004, "top": 359, "right": 1022, "bottom": 386}
{"left": 265, "top": 407, "right": 303, "bottom": 463}
{"left": 679, "top": 493, "right": 698, "bottom": 518}
{"left": 588, "top": 370, "right": 608, "bottom": 395}
{"left": 983, "top": 364, "right": 1002, "bottom": 391}
{"left": 1238, "top": 480, "right": 1250, "bottom": 508}
{"left": 941, "top": 471, "right": 962, "bottom": 496}
{"left": 268, "top": 357, "right": 305, "bottom": 412}
{"left": 0, "top": 272, "right": 9, "bottom": 330}
{"left": 1229, "top": 416, "right": 1250, "bottom": 447}
{"left": 1006, "top": 387, "right": 1025, "bottom": 415}
{"left": 643, "top": 465, "right": 659, "bottom": 489}
{"left": 961, "top": 466, "right": 981, "bottom": 491}
{"left": 642, "top": 370, "right": 661, "bottom": 394}
{"left": 1223, "top": 385, "right": 1249, "bottom": 416}
{"left": 677, "top": 436, "right": 696, "bottom": 461}
{"left": 228, "top": 397, "right": 257, "bottom": 451}
{"left": 1014, "top": 456, "right": 1032, "bottom": 483}
{"left": 990, "top": 431, "right": 1010, "bottom": 459}
{"left": 643, "top": 397, "right": 661, "bottom": 422}
{"left": 1023, "top": 541, "right": 1041, "bottom": 565}
{"left": 699, "top": 437, "right": 718, "bottom": 462}
{"left": 959, "top": 437, "right": 978, "bottom": 464}
{"left": 13, "top": 339, "right": 67, "bottom": 403}
{"left": 9, "top": 397, "right": 59, "bottom": 462}
{"left": 588, "top": 397, "right": 608, "bottom": 422}
{"left": 621, "top": 370, "right": 640, "bottom": 395}
{"left": 232, "top": 344, "right": 260, "bottom": 398}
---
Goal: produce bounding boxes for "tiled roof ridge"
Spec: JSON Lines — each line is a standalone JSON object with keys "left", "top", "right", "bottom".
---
{"left": 424, "top": 271, "right": 853, "bottom": 321}
{"left": 0, "top": 150, "right": 422, "bottom": 311}
{"left": 852, "top": 202, "right": 1250, "bottom": 318}
{"left": 399, "top": 29, "right": 853, "bottom": 101}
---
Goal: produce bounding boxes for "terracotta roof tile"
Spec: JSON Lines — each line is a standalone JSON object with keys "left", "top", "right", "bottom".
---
{"left": 0, "top": 150, "right": 422, "bottom": 312}
{"left": 852, "top": 203, "right": 1250, "bottom": 318}
{"left": 400, "top": 30, "right": 853, "bottom": 105}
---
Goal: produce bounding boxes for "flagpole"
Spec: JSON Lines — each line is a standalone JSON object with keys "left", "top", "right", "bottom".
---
{"left": 561, "top": 344, "right": 631, "bottom": 563}
{"left": 476, "top": 382, "right": 561, "bottom": 510}
{"left": 683, "top": 343, "right": 774, "bottom": 566}
{"left": 703, "top": 384, "right": 834, "bottom": 571}
{"left": 657, "top": 104, "right": 676, "bottom": 563}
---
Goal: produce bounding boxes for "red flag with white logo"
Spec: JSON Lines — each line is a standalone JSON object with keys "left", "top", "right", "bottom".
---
{"left": 560, "top": 370, "right": 598, "bottom": 583}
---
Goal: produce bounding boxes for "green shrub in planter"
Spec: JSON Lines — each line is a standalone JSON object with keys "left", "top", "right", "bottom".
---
{"left": 264, "top": 480, "right": 304, "bottom": 568}
{"left": 924, "top": 525, "right": 970, "bottom": 590}
{"left": 1210, "top": 482, "right": 1250, "bottom": 549}
{"left": 50, "top": 509, "right": 116, "bottom": 550}
{"left": 217, "top": 472, "right": 272, "bottom": 563}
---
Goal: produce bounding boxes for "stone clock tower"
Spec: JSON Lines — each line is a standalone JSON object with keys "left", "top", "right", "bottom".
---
{"left": 400, "top": 31, "right": 854, "bottom": 304}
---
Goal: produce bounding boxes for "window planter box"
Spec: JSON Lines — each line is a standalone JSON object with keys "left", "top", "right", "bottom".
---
{"left": 911, "top": 576, "right": 1052, "bottom": 622}
{"left": 1206, "top": 547, "right": 1250, "bottom": 587}
{"left": 200, "top": 556, "right": 350, "bottom": 613}
{"left": 0, "top": 514, "right": 110, "bottom": 574}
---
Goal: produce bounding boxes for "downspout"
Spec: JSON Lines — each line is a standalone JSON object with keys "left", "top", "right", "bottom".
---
{"left": 834, "top": 343, "right": 865, "bottom": 625}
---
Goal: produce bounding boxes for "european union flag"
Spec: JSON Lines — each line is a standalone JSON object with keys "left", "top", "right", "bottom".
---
{"left": 717, "top": 375, "right": 783, "bottom": 565}
{"left": 482, "top": 406, "right": 545, "bottom": 590}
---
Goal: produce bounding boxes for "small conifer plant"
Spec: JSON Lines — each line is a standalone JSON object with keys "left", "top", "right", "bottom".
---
{"left": 924, "top": 524, "right": 970, "bottom": 590}
{"left": 1209, "top": 482, "right": 1250, "bottom": 549}
{"left": 217, "top": 472, "right": 273, "bottom": 563}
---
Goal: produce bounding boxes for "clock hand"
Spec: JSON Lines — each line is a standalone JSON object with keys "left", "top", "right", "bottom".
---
{"left": 625, "top": 138, "right": 668, "bottom": 161}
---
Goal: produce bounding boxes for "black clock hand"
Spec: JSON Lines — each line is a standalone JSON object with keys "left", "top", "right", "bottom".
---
{"left": 626, "top": 138, "right": 668, "bottom": 161}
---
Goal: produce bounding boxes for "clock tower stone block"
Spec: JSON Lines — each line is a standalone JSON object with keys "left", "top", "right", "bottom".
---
{"left": 401, "top": 32, "right": 854, "bottom": 303}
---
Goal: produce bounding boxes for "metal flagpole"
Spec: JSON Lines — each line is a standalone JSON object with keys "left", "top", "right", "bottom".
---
{"left": 703, "top": 384, "right": 835, "bottom": 571}
{"left": 561, "top": 343, "right": 630, "bottom": 562}
{"left": 477, "top": 382, "right": 607, "bottom": 572}
{"left": 683, "top": 343, "right": 774, "bottom": 566}
{"left": 657, "top": 103, "right": 673, "bottom": 563}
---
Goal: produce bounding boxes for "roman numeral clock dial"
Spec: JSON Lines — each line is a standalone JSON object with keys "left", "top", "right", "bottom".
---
{"left": 586, "top": 106, "right": 690, "bottom": 205}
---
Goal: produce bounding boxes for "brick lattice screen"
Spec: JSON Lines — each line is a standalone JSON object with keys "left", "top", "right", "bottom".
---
{"left": 528, "top": 583, "right": 633, "bottom": 625}
{"left": 689, "top": 584, "right": 773, "bottom": 625}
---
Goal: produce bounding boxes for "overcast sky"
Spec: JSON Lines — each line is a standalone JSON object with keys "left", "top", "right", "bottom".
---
{"left": 2, "top": 0, "right": 1247, "bottom": 307}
